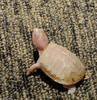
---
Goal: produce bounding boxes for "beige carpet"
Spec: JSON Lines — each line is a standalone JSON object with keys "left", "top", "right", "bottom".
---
{"left": 0, "top": 0, "right": 97, "bottom": 99}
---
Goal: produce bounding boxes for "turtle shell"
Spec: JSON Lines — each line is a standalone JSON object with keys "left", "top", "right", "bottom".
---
{"left": 39, "top": 42, "right": 86, "bottom": 85}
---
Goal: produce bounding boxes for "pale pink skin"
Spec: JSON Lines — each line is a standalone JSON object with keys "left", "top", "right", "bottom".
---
{"left": 33, "top": 28, "right": 48, "bottom": 51}
{"left": 27, "top": 28, "right": 48, "bottom": 75}
{"left": 27, "top": 28, "right": 76, "bottom": 94}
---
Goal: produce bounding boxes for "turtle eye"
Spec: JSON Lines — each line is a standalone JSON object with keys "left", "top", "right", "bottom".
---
{"left": 33, "top": 32, "right": 40, "bottom": 38}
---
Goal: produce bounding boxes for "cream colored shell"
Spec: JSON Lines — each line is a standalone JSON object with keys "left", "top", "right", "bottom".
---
{"left": 39, "top": 42, "right": 86, "bottom": 85}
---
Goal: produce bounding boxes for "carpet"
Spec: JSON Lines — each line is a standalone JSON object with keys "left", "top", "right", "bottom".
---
{"left": 0, "top": 0, "right": 97, "bottom": 99}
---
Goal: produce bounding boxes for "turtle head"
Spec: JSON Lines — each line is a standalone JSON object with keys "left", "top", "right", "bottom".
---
{"left": 32, "top": 28, "right": 48, "bottom": 51}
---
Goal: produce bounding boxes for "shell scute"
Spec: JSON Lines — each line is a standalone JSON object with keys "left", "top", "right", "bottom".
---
{"left": 39, "top": 42, "right": 86, "bottom": 85}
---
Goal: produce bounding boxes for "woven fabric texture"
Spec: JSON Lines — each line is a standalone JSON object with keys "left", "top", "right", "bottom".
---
{"left": 0, "top": 0, "right": 97, "bottom": 100}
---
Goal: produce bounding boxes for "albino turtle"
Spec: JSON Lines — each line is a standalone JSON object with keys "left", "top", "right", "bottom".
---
{"left": 27, "top": 28, "right": 86, "bottom": 94}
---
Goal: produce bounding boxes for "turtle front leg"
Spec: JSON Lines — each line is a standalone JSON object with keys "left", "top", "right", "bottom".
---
{"left": 63, "top": 84, "right": 76, "bottom": 94}
{"left": 27, "top": 62, "right": 40, "bottom": 75}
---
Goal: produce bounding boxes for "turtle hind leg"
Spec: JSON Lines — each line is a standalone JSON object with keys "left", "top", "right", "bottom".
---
{"left": 27, "top": 62, "right": 40, "bottom": 75}
{"left": 63, "top": 84, "right": 76, "bottom": 94}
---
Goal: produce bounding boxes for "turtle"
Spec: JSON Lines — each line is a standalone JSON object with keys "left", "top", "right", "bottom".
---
{"left": 27, "top": 28, "right": 86, "bottom": 94}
